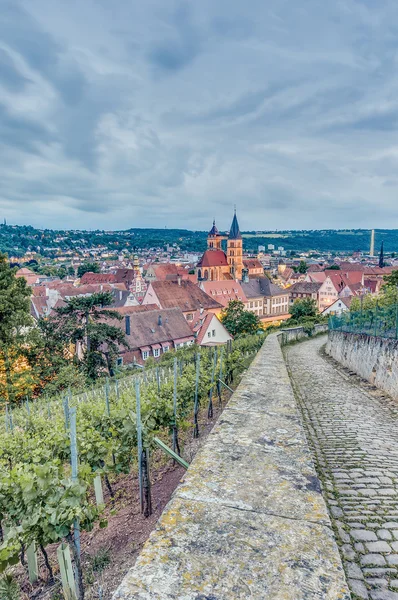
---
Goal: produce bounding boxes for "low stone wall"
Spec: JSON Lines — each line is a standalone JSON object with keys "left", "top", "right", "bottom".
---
{"left": 114, "top": 334, "right": 349, "bottom": 600}
{"left": 278, "top": 323, "right": 328, "bottom": 346}
{"left": 327, "top": 330, "right": 398, "bottom": 400}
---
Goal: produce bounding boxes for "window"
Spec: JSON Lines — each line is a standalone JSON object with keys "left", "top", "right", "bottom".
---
{"left": 154, "top": 348, "right": 160, "bottom": 358}
{"left": 163, "top": 345, "right": 169, "bottom": 353}
{"left": 117, "top": 357, "right": 123, "bottom": 366}
{"left": 142, "top": 351, "right": 149, "bottom": 360}
{"left": 186, "top": 313, "right": 193, "bottom": 321}
{"left": 208, "top": 331, "right": 211, "bottom": 338}
{"left": 212, "top": 329, "right": 216, "bottom": 337}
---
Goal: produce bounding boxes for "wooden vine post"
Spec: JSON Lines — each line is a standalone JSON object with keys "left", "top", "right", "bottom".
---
{"left": 69, "top": 407, "right": 84, "bottom": 600}
{"left": 208, "top": 348, "right": 217, "bottom": 419}
{"left": 217, "top": 346, "right": 224, "bottom": 406}
{"left": 193, "top": 351, "right": 201, "bottom": 438}
{"left": 172, "top": 358, "right": 181, "bottom": 457}
{"left": 135, "top": 380, "right": 144, "bottom": 513}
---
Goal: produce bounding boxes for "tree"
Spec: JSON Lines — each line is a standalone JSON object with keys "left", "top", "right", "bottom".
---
{"left": 297, "top": 261, "right": 308, "bottom": 274}
{"left": 289, "top": 298, "right": 318, "bottom": 320}
{"left": 77, "top": 261, "right": 100, "bottom": 278}
{"left": 328, "top": 265, "right": 341, "bottom": 270}
{"left": 47, "top": 292, "right": 129, "bottom": 380}
{"left": 383, "top": 270, "right": 398, "bottom": 289}
{"left": 220, "top": 300, "right": 261, "bottom": 338}
{"left": 0, "top": 254, "right": 33, "bottom": 403}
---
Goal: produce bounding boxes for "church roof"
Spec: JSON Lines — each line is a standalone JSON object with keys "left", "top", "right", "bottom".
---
{"left": 197, "top": 249, "right": 228, "bottom": 268}
{"left": 208, "top": 220, "right": 219, "bottom": 236}
{"left": 229, "top": 212, "right": 242, "bottom": 240}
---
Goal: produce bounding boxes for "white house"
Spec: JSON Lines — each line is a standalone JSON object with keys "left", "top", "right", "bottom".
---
{"left": 321, "top": 297, "right": 351, "bottom": 316}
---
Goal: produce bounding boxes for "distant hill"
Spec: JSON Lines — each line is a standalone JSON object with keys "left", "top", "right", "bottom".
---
{"left": 0, "top": 223, "right": 396, "bottom": 257}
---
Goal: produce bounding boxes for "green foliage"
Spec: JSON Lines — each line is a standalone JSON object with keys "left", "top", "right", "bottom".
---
{"left": 0, "top": 573, "right": 20, "bottom": 600}
{"left": 0, "top": 336, "right": 264, "bottom": 576}
{"left": 49, "top": 292, "right": 129, "bottom": 380}
{"left": 328, "top": 265, "right": 341, "bottom": 270}
{"left": 0, "top": 254, "right": 34, "bottom": 403}
{"left": 296, "top": 261, "right": 308, "bottom": 274}
{"left": 289, "top": 298, "right": 318, "bottom": 321}
{"left": 77, "top": 262, "right": 100, "bottom": 278}
{"left": 220, "top": 300, "right": 261, "bottom": 338}
{"left": 89, "top": 548, "right": 111, "bottom": 573}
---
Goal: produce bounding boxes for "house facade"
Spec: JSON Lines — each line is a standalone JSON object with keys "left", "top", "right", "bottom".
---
{"left": 241, "top": 277, "right": 290, "bottom": 324}
{"left": 112, "top": 307, "right": 195, "bottom": 365}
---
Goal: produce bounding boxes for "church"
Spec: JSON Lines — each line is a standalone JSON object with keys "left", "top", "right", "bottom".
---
{"left": 196, "top": 211, "right": 261, "bottom": 282}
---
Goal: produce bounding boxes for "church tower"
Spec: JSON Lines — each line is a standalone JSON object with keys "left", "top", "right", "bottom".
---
{"left": 207, "top": 220, "right": 223, "bottom": 250}
{"left": 227, "top": 210, "right": 243, "bottom": 280}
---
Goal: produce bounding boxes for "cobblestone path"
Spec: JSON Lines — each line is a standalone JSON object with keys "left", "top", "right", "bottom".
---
{"left": 285, "top": 335, "right": 398, "bottom": 600}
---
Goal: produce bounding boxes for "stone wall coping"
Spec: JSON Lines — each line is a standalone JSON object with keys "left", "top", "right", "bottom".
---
{"left": 113, "top": 333, "right": 349, "bottom": 600}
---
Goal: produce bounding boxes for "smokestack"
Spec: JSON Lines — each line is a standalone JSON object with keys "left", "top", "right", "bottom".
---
{"left": 125, "top": 315, "right": 131, "bottom": 335}
{"left": 199, "top": 304, "right": 204, "bottom": 315}
{"left": 158, "top": 314, "right": 162, "bottom": 327}
{"left": 370, "top": 229, "right": 375, "bottom": 257}
{"left": 177, "top": 274, "right": 181, "bottom": 286}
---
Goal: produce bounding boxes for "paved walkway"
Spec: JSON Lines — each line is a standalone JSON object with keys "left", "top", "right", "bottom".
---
{"left": 286, "top": 335, "right": 398, "bottom": 600}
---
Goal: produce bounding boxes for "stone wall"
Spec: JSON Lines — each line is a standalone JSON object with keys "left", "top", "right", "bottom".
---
{"left": 278, "top": 323, "right": 328, "bottom": 346}
{"left": 113, "top": 333, "right": 349, "bottom": 600}
{"left": 327, "top": 330, "right": 398, "bottom": 401}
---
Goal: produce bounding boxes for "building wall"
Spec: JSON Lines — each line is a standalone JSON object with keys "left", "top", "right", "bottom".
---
{"left": 318, "top": 277, "right": 338, "bottom": 310}
{"left": 199, "top": 316, "right": 232, "bottom": 346}
{"left": 326, "top": 331, "right": 398, "bottom": 401}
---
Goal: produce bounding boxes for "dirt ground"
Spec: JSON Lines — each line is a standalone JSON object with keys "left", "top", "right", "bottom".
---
{"left": 14, "top": 399, "right": 228, "bottom": 600}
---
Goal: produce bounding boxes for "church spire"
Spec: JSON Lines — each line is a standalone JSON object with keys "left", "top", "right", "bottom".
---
{"left": 379, "top": 241, "right": 384, "bottom": 269}
{"left": 229, "top": 209, "right": 242, "bottom": 240}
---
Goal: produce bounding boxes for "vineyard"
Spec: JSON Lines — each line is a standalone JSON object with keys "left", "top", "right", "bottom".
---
{"left": 0, "top": 334, "right": 265, "bottom": 600}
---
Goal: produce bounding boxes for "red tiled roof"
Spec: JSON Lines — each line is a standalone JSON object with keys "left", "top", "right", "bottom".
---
{"left": 112, "top": 304, "right": 159, "bottom": 315}
{"left": 197, "top": 249, "right": 228, "bottom": 268}
{"left": 80, "top": 272, "right": 117, "bottom": 284}
{"left": 243, "top": 259, "right": 263, "bottom": 270}
{"left": 149, "top": 280, "right": 222, "bottom": 312}
{"left": 201, "top": 281, "right": 247, "bottom": 307}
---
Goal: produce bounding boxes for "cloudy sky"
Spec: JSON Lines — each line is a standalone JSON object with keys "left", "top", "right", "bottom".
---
{"left": 1, "top": 0, "right": 398, "bottom": 231}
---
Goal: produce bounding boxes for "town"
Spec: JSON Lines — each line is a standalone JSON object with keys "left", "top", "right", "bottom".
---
{"left": 5, "top": 215, "right": 397, "bottom": 371}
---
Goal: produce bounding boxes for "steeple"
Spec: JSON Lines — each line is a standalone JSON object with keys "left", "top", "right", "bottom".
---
{"left": 229, "top": 209, "right": 242, "bottom": 240}
{"left": 208, "top": 219, "right": 219, "bottom": 237}
{"left": 207, "top": 219, "right": 223, "bottom": 250}
{"left": 379, "top": 242, "right": 384, "bottom": 269}
{"left": 227, "top": 209, "right": 243, "bottom": 280}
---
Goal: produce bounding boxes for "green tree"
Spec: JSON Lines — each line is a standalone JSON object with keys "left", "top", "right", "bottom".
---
{"left": 297, "top": 260, "right": 308, "bottom": 274}
{"left": 289, "top": 297, "right": 318, "bottom": 320}
{"left": 220, "top": 300, "right": 261, "bottom": 338}
{"left": 0, "top": 254, "right": 33, "bottom": 403}
{"left": 328, "top": 265, "right": 341, "bottom": 270}
{"left": 48, "top": 292, "right": 129, "bottom": 380}
{"left": 77, "top": 261, "right": 100, "bottom": 278}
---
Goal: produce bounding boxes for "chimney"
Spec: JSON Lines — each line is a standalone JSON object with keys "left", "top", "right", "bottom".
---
{"left": 199, "top": 304, "right": 204, "bottom": 315}
{"left": 177, "top": 274, "right": 181, "bottom": 286}
{"left": 158, "top": 314, "right": 162, "bottom": 327}
{"left": 125, "top": 315, "right": 131, "bottom": 335}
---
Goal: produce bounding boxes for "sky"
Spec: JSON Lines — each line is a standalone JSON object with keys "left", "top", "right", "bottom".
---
{"left": 1, "top": 0, "right": 398, "bottom": 232}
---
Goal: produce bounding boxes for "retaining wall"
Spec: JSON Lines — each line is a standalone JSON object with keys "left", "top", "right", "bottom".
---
{"left": 278, "top": 323, "right": 328, "bottom": 345}
{"left": 114, "top": 333, "right": 349, "bottom": 600}
{"left": 327, "top": 330, "right": 398, "bottom": 401}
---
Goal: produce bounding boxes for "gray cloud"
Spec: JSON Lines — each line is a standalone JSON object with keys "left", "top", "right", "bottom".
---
{"left": 1, "top": 0, "right": 398, "bottom": 231}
